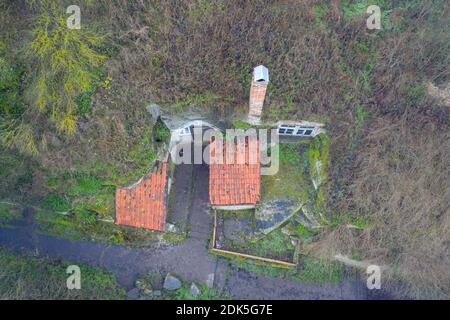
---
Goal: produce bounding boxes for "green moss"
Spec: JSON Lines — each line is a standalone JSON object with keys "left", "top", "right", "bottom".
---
{"left": 309, "top": 133, "right": 329, "bottom": 184}
{"left": 153, "top": 118, "right": 171, "bottom": 143}
{"left": 307, "top": 133, "right": 330, "bottom": 218}
{"left": 261, "top": 143, "right": 307, "bottom": 201}
{"left": 295, "top": 224, "right": 313, "bottom": 239}
{"left": 232, "top": 119, "right": 252, "bottom": 129}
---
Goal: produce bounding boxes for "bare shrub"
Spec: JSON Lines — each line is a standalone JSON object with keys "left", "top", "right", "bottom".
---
{"left": 97, "top": 0, "right": 353, "bottom": 118}
{"left": 314, "top": 117, "right": 450, "bottom": 299}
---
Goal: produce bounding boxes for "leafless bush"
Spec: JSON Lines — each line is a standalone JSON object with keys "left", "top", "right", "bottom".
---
{"left": 315, "top": 117, "right": 450, "bottom": 299}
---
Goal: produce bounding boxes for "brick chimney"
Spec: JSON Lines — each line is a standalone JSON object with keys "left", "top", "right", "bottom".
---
{"left": 248, "top": 65, "right": 269, "bottom": 125}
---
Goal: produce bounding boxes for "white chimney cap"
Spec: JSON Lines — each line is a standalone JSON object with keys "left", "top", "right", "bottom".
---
{"left": 253, "top": 65, "right": 269, "bottom": 83}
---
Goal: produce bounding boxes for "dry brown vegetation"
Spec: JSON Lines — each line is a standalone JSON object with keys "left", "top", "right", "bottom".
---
{"left": 0, "top": 0, "right": 449, "bottom": 299}
{"left": 312, "top": 117, "right": 450, "bottom": 299}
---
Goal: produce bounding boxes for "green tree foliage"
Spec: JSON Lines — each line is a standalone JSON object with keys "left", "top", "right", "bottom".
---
{"left": 29, "top": 1, "right": 105, "bottom": 136}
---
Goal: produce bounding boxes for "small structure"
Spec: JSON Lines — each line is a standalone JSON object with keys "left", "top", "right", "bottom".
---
{"left": 209, "top": 136, "right": 260, "bottom": 210}
{"left": 248, "top": 65, "right": 269, "bottom": 125}
{"left": 117, "top": 65, "right": 326, "bottom": 235}
{"left": 115, "top": 162, "right": 168, "bottom": 231}
{"left": 275, "top": 120, "right": 326, "bottom": 138}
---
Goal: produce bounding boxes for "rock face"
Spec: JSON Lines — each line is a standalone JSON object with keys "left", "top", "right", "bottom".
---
{"left": 189, "top": 283, "right": 201, "bottom": 296}
{"left": 253, "top": 199, "right": 301, "bottom": 237}
{"left": 163, "top": 273, "right": 181, "bottom": 290}
{"left": 165, "top": 223, "right": 178, "bottom": 233}
{"left": 146, "top": 103, "right": 161, "bottom": 124}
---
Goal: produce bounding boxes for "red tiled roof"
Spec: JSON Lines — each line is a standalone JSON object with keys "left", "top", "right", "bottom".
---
{"left": 115, "top": 163, "right": 167, "bottom": 231}
{"left": 209, "top": 137, "right": 260, "bottom": 206}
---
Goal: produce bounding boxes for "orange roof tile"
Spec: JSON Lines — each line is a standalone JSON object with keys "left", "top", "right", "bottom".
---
{"left": 209, "top": 137, "right": 260, "bottom": 206}
{"left": 115, "top": 163, "right": 167, "bottom": 231}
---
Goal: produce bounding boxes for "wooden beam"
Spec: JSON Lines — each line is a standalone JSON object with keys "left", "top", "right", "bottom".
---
{"left": 211, "top": 247, "right": 297, "bottom": 268}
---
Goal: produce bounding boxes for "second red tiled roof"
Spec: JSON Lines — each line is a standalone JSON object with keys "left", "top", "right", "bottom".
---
{"left": 209, "top": 137, "right": 260, "bottom": 206}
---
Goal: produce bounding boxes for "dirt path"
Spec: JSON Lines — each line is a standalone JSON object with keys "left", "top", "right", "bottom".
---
{"left": 0, "top": 165, "right": 374, "bottom": 299}
{"left": 0, "top": 224, "right": 371, "bottom": 299}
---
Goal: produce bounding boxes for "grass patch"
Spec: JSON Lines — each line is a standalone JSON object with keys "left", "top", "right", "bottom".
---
{"left": 172, "top": 91, "right": 220, "bottom": 112}
{"left": 153, "top": 117, "right": 171, "bottom": 143}
{"left": 0, "top": 245, "right": 125, "bottom": 299}
{"left": 35, "top": 131, "right": 157, "bottom": 244}
{"left": 41, "top": 193, "right": 71, "bottom": 212}
{"left": 215, "top": 210, "right": 296, "bottom": 263}
{"left": 162, "top": 231, "right": 188, "bottom": 245}
{"left": 295, "top": 224, "right": 315, "bottom": 242}
{"left": 330, "top": 211, "right": 371, "bottom": 229}
{"left": 68, "top": 174, "right": 105, "bottom": 196}
{"left": 0, "top": 202, "right": 22, "bottom": 226}
{"left": 225, "top": 255, "right": 296, "bottom": 278}
{"left": 261, "top": 143, "right": 309, "bottom": 201}
{"left": 297, "top": 256, "right": 344, "bottom": 283}
{"left": 313, "top": 3, "right": 328, "bottom": 30}
{"left": 246, "top": 229, "right": 295, "bottom": 261}
{"left": 173, "top": 283, "right": 229, "bottom": 300}
{"left": 34, "top": 209, "right": 161, "bottom": 245}
{"left": 221, "top": 228, "right": 296, "bottom": 262}
{"left": 225, "top": 254, "right": 344, "bottom": 284}
{"left": 232, "top": 119, "right": 252, "bottom": 129}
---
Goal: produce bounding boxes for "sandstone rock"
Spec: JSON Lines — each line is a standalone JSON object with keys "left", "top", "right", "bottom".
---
{"left": 253, "top": 199, "right": 301, "bottom": 237}
{"left": 189, "top": 283, "right": 201, "bottom": 296}
{"left": 163, "top": 273, "right": 181, "bottom": 290}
